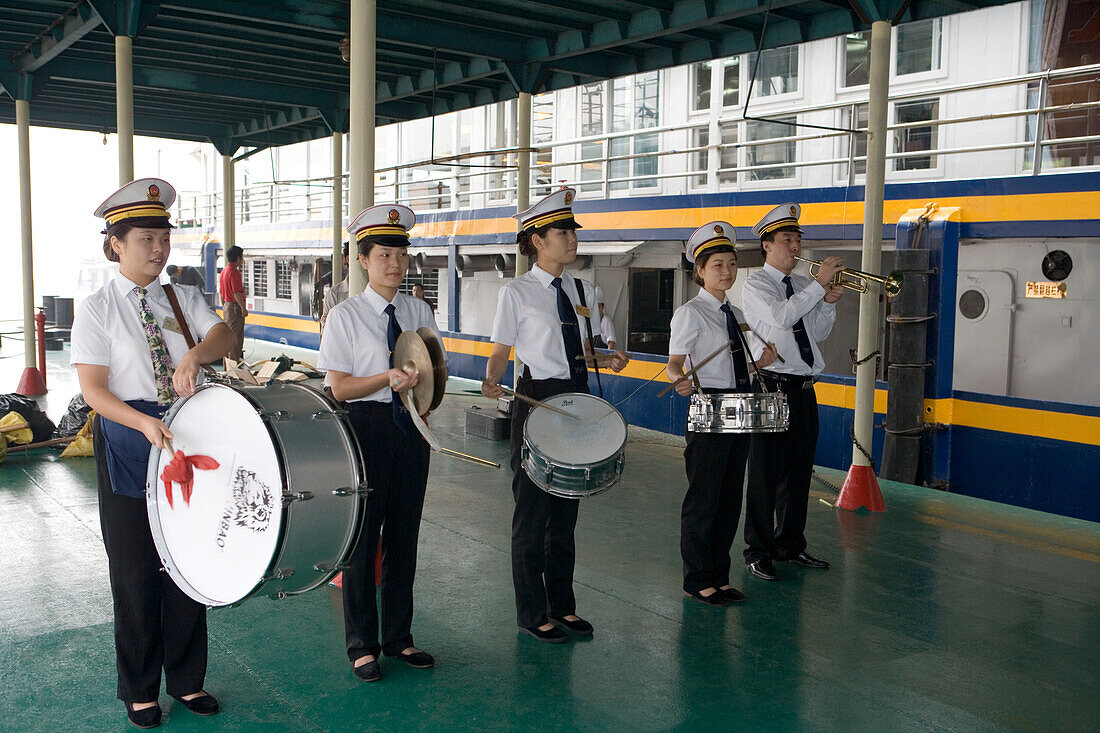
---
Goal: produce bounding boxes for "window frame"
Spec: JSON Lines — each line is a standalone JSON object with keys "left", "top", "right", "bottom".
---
{"left": 889, "top": 96, "right": 945, "bottom": 178}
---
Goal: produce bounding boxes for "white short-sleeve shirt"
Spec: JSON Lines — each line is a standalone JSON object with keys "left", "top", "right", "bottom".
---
{"left": 599, "top": 314, "right": 616, "bottom": 346}
{"left": 489, "top": 264, "right": 601, "bottom": 381}
{"left": 741, "top": 263, "right": 837, "bottom": 376}
{"left": 668, "top": 289, "right": 754, "bottom": 390}
{"left": 317, "top": 285, "right": 442, "bottom": 403}
{"left": 70, "top": 275, "right": 224, "bottom": 402}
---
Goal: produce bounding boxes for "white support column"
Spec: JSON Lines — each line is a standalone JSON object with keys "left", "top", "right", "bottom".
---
{"left": 515, "top": 91, "right": 532, "bottom": 276}
{"left": 115, "top": 34, "right": 134, "bottom": 184}
{"left": 851, "top": 20, "right": 892, "bottom": 470}
{"left": 348, "top": 0, "right": 376, "bottom": 297}
{"left": 332, "top": 131, "right": 344, "bottom": 282}
{"left": 17, "top": 99, "right": 36, "bottom": 371}
{"left": 222, "top": 154, "right": 236, "bottom": 256}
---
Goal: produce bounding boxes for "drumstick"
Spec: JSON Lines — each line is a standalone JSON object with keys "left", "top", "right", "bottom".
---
{"left": 575, "top": 353, "right": 618, "bottom": 366}
{"left": 0, "top": 420, "right": 30, "bottom": 434}
{"left": 657, "top": 339, "right": 736, "bottom": 397}
{"left": 4, "top": 435, "right": 79, "bottom": 452}
{"left": 490, "top": 383, "right": 581, "bottom": 421}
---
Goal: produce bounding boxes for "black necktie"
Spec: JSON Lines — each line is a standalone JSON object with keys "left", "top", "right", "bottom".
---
{"left": 552, "top": 277, "right": 588, "bottom": 392}
{"left": 720, "top": 303, "right": 752, "bottom": 391}
{"left": 782, "top": 275, "right": 815, "bottom": 368}
{"left": 385, "top": 303, "right": 414, "bottom": 434}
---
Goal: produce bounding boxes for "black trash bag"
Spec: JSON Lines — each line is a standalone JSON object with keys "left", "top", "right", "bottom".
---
{"left": 54, "top": 393, "right": 93, "bottom": 439}
{"left": 0, "top": 393, "right": 57, "bottom": 443}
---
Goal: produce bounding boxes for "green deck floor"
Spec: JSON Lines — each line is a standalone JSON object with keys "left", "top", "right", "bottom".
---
{"left": 1, "top": 341, "right": 1098, "bottom": 732}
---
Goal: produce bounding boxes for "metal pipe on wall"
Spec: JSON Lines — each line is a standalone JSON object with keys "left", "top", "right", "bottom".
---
{"left": 348, "top": 0, "right": 375, "bottom": 297}
{"left": 515, "top": 92, "right": 532, "bottom": 276}
{"left": 850, "top": 20, "right": 892, "bottom": 472}
{"left": 115, "top": 34, "right": 134, "bottom": 184}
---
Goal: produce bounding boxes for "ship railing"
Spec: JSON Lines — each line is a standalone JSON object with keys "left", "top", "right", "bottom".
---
{"left": 175, "top": 62, "right": 1100, "bottom": 228}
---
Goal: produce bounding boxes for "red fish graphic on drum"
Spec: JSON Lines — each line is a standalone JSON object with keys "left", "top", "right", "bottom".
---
{"left": 161, "top": 451, "right": 220, "bottom": 508}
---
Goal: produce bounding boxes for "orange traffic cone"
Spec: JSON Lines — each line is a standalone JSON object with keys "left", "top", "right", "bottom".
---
{"left": 836, "top": 464, "right": 886, "bottom": 512}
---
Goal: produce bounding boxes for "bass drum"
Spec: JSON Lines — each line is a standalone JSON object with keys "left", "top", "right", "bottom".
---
{"left": 147, "top": 381, "right": 366, "bottom": 607}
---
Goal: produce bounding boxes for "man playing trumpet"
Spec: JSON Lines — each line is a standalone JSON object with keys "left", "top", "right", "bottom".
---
{"left": 741, "top": 203, "right": 845, "bottom": 581}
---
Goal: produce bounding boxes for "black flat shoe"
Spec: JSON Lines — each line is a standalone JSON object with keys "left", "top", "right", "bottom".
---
{"left": 747, "top": 559, "right": 780, "bottom": 581}
{"left": 549, "top": 615, "right": 594, "bottom": 635}
{"left": 684, "top": 588, "right": 728, "bottom": 606}
{"left": 125, "top": 702, "right": 162, "bottom": 729}
{"left": 719, "top": 586, "right": 746, "bottom": 603}
{"left": 787, "top": 551, "right": 829, "bottom": 569}
{"left": 519, "top": 624, "right": 570, "bottom": 643}
{"left": 170, "top": 692, "right": 219, "bottom": 716}
{"left": 386, "top": 649, "right": 435, "bottom": 668}
{"left": 352, "top": 658, "right": 382, "bottom": 682}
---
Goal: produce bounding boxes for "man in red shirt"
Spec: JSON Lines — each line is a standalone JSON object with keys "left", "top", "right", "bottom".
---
{"left": 218, "top": 246, "right": 247, "bottom": 360}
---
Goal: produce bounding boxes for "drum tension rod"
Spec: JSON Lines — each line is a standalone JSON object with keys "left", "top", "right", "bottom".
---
{"left": 260, "top": 409, "right": 291, "bottom": 421}
{"left": 333, "top": 486, "right": 371, "bottom": 497}
{"left": 264, "top": 568, "right": 295, "bottom": 581}
{"left": 283, "top": 491, "right": 315, "bottom": 503}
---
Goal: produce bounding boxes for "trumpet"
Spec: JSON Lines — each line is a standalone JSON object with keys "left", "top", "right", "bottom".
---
{"left": 795, "top": 256, "right": 903, "bottom": 297}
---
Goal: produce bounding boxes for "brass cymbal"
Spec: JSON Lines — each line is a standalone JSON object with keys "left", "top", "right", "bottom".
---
{"left": 394, "top": 331, "right": 434, "bottom": 415}
{"left": 417, "top": 327, "right": 449, "bottom": 411}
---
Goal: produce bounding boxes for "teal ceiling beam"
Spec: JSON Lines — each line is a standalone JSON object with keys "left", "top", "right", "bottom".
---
{"left": 40, "top": 58, "right": 345, "bottom": 109}
{"left": 15, "top": 3, "right": 103, "bottom": 73}
{"left": 87, "top": 0, "right": 162, "bottom": 36}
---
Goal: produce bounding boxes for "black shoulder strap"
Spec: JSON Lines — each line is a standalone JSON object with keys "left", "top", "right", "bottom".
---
{"left": 573, "top": 278, "right": 603, "bottom": 397}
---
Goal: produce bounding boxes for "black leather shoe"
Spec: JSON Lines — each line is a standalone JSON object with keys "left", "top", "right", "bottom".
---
{"left": 684, "top": 588, "right": 729, "bottom": 606}
{"left": 719, "top": 586, "right": 746, "bottom": 603}
{"left": 787, "top": 551, "right": 829, "bottom": 569}
{"left": 125, "top": 702, "right": 162, "bottom": 729}
{"left": 747, "top": 559, "right": 779, "bottom": 581}
{"left": 550, "top": 615, "right": 594, "bottom": 635}
{"left": 519, "top": 624, "right": 570, "bottom": 643}
{"left": 386, "top": 649, "right": 435, "bottom": 668}
{"left": 170, "top": 692, "right": 219, "bottom": 716}
{"left": 352, "top": 658, "right": 382, "bottom": 682}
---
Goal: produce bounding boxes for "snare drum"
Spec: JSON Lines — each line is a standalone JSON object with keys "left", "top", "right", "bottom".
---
{"left": 147, "top": 381, "right": 365, "bottom": 607}
{"left": 687, "top": 392, "right": 789, "bottom": 433}
{"left": 521, "top": 392, "right": 627, "bottom": 499}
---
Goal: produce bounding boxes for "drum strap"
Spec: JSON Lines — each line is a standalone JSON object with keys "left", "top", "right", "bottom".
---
{"left": 163, "top": 285, "right": 218, "bottom": 376}
{"left": 573, "top": 279, "right": 603, "bottom": 398}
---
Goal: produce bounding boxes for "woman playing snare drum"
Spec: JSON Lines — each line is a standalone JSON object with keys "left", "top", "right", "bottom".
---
{"left": 73, "top": 178, "right": 235, "bottom": 728}
{"left": 317, "top": 204, "right": 440, "bottom": 682}
{"left": 666, "top": 222, "right": 777, "bottom": 606}
{"left": 481, "top": 188, "right": 629, "bottom": 643}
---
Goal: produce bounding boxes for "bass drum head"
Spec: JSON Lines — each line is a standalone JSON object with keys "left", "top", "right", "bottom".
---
{"left": 148, "top": 384, "right": 284, "bottom": 606}
{"left": 524, "top": 392, "right": 627, "bottom": 465}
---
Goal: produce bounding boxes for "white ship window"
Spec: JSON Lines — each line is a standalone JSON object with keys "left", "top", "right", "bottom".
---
{"left": 607, "top": 72, "right": 661, "bottom": 191}
{"left": 748, "top": 46, "right": 798, "bottom": 97}
{"left": 694, "top": 122, "right": 739, "bottom": 186}
{"left": 838, "top": 104, "right": 870, "bottom": 178}
{"left": 894, "top": 99, "right": 940, "bottom": 171}
{"left": 692, "top": 58, "right": 740, "bottom": 112}
{"left": 896, "top": 18, "right": 942, "bottom": 76}
{"left": 843, "top": 32, "right": 871, "bottom": 87}
{"left": 252, "top": 260, "right": 268, "bottom": 297}
{"left": 275, "top": 261, "right": 293, "bottom": 300}
{"left": 747, "top": 116, "right": 797, "bottom": 181}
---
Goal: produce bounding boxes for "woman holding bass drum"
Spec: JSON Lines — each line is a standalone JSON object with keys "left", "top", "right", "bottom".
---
{"left": 72, "top": 178, "right": 235, "bottom": 728}
{"left": 482, "top": 188, "right": 629, "bottom": 643}
{"left": 666, "top": 222, "right": 778, "bottom": 606}
{"left": 317, "top": 204, "right": 441, "bottom": 683}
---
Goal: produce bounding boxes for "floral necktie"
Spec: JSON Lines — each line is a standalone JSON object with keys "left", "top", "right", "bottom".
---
{"left": 133, "top": 286, "right": 175, "bottom": 404}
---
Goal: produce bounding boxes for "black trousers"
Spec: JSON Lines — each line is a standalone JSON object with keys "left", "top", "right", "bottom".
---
{"left": 510, "top": 376, "right": 583, "bottom": 628}
{"left": 682, "top": 430, "right": 750, "bottom": 593}
{"left": 344, "top": 401, "right": 431, "bottom": 660}
{"left": 93, "top": 418, "right": 208, "bottom": 703}
{"left": 744, "top": 376, "right": 819, "bottom": 563}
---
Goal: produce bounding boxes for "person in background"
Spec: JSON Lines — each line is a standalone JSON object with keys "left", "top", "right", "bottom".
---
{"left": 165, "top": 264, "right": 205, "bottom": 292}
{"left": 218, "top": 246, "right": 246, "bottom": 361}
{"left": 321, "top": 241, "right": 351, "bottom": 330}
{"left": 593, "top": 287, "right": 617, "bottom": 350}
{"left": 411, "top": 283, "right": 436, "bottom": 313}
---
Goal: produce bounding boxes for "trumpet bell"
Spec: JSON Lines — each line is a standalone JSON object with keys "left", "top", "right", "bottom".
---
{"left": 883, "top": 271, "right": 903, "bottom": 298}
